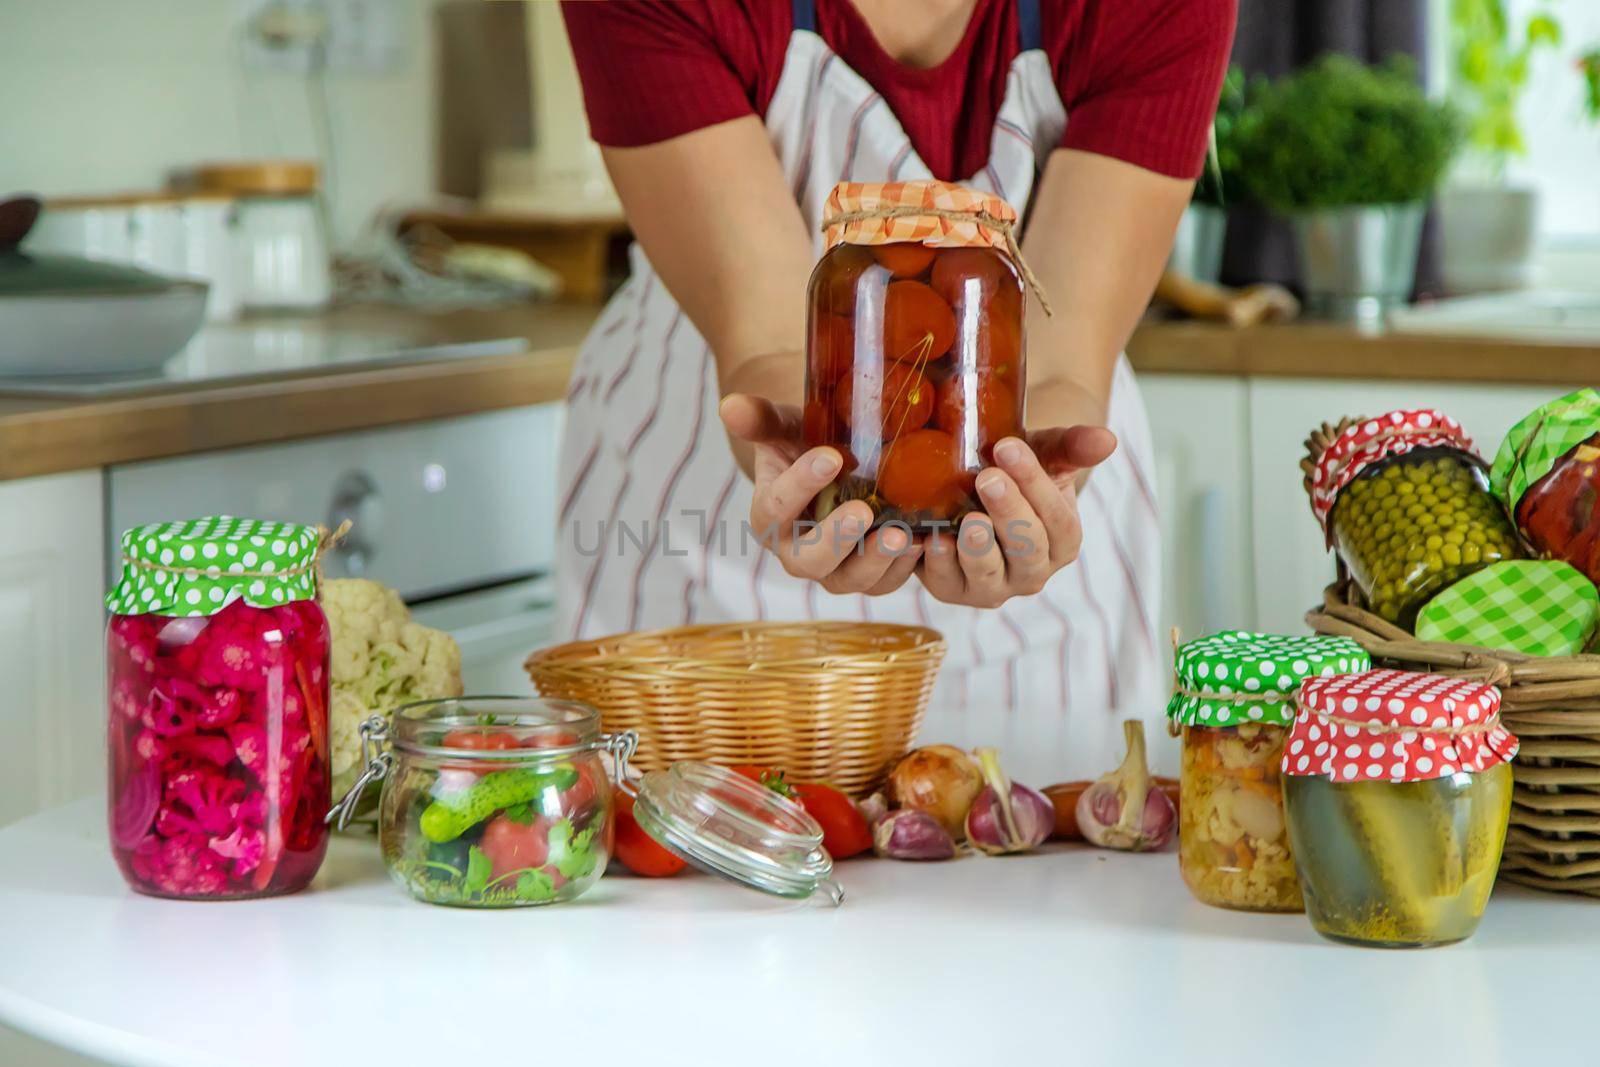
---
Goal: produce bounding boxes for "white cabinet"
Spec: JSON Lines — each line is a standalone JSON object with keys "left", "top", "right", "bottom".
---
{"left": 1141, "top": 376, "right": 1256, "bottom": 642}
{"left": 1246, "top": 379, "right": 1579, "bottom": 634}
{"left": 0, "top": 472, "right": 106, "bottom": 827}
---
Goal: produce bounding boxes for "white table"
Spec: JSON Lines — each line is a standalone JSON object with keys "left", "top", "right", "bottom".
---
{"left": 3, "top": 798, "right": 1597, "bottom": 1067}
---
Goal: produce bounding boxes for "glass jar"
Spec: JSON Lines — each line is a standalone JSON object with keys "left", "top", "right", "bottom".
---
{"left": 1284, "top": 669, "right": 1519, "bottom": 948}
{"left": 805, "top": 181, "right": 1026, "bottom": 533}
{"left": 105, "top": 518, "right": 332, "bottom": 900}
{"left": 1168, "top": 631, "right": 1370, "bottom": 913}
{"left": 362, "top": 698, "right": 624, "bottom": 908}
{"left": 1492, "top": 389, "right": 1600, "bottom": 583}
{"left": 1307, "top": 411, "right": 1521, "bottom": 628}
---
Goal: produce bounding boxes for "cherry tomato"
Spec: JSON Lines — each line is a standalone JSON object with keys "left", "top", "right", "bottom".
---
{"left": 440, "top": 729, "right": 521, "bottom": 774}
{"left": 791, "top": 782, "right": 873, "bottom": 859}
{"left": 835, "top": 363, "right": 933, "bottom": 437}
{"left": 979, "top": 310, "right": 1023, "bottom": 379}
{"left": 480, "top": 813, "right": 551, "bottom": 882}
{"left": 935, "top": 375, "right": 1020, "bottom": 458}
{"left": 878, "top": 428, "right": 970, "bottom": 514}
{"left": 612, "top": 788, "right": 687, "bottom": 877}
{"left": 872, "top": 242, "right": 936, "bottom": 278}
{"left": 930, "top": 248, "right": 1016, "bottom": 309}
{"left": 819, "top": 244, "right": 876, "bottom": 315}
{"left": 809, "top": 313, "right": 855, "bottom": 385}
{"left": 883, "top": 281, "right": 956, "bottom": 363}
{"left": 521, "top": 729, "right": 579, "bottom": 750}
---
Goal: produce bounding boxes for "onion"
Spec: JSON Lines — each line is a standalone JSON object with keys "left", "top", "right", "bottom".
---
{"left": 1076, "top": 720, "right": 1177, "bottom": 852}
{"left": 887, "top": 745, "right": 983, "bottom": 839}
{"left": 964, "top": 748, "right": 1052, "bottom": 855}
{"left": 873, "top": 809, "right": 957, "bottom": 860}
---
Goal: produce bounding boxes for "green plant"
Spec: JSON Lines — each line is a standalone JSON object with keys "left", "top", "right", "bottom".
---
{"left": 1194, "top": 66, "right": 1259, "bottom": 207}
{"left": 1450, "top": 0, "right": 1562, "bottom": 177}
{"left": 1233, "top": 55, "right": 1462, "bottom": 213}
{"left": 1581, "top": 47, "right": 1600, "bottom": 122}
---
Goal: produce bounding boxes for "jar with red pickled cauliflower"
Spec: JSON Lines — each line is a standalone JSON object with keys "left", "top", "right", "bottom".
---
{"left": 106, "top": 517, "right": 333, "bottom": 900}
{"left": 805, "top": 181, "right": 1026, "bottom": 533}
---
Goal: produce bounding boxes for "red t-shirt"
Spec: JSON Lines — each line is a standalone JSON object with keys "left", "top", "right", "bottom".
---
{"left": 561, "top": 0, "right": 1236, "bottom": 181}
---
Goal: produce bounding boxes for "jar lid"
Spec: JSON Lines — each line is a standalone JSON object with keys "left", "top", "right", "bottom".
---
{"left": 1415, "top": 560, "right": 1600, "bottom": 657}
{"left": 822, "top": 180, "right": 1017, "bottom": 253}
{"left": 1168, "top": 631, "right": 1371, "bottom": 727}
{"left": 632, "top": 762, "right": 843, "bottom": 906}
{"left": 1305, "top": 409, "right": 1475, "bottom": 535}
{"left": 1491, "top": 387, "right": 1600, "bottom": 511}
{"left": 1284, "top": 668, "right": 1519, "bottom": 783}
{"left": 107, "top": 517, "right": 324, "bottom": 617}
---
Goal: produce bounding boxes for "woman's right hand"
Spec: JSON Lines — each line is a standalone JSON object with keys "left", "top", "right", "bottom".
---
{"left": 720, "top": 394, "right": 923, "bottom": 596}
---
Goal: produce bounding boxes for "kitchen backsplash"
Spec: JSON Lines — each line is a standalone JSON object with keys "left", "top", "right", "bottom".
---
{"left": 0, "top": 0, "right": 438, "bottom": 248}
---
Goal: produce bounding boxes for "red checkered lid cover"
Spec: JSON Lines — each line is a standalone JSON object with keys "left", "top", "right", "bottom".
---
{"left": 1307, "top": 409, "right": 1475, "bottom": 535}
{"left": 1284, "top": 668, "right": 1519, "bottom": 784}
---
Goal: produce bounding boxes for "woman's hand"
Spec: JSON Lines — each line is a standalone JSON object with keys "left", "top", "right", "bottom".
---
{"left": 720, "top": 394, "right": 924, "bottom": 597}
{"left": 919, "top": 426, "right": 1116, "bottom": 608}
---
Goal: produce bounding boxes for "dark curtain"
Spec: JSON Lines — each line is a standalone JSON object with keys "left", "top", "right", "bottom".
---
{"left": 1223, "top": 0, "right": 1442, "bottom": 297}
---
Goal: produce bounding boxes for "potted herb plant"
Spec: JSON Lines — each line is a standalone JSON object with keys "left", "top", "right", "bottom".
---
{"left": 1234, "top": 55, "right": 1461, "bottom": 323}
{"left": 1439, "top": 0, "right": 1563, "bottom": 293}
{"left": 1171, "top": 66, "right": 1253, "bottom": 284}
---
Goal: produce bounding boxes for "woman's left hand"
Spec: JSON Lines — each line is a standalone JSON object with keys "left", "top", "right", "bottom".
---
{"left": 918, "top": 426, "right": 1116, "bottom": 608}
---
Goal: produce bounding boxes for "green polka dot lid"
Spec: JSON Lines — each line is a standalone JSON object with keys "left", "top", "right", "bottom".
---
{"left": 1167, "top": 631, "right": 1371, "bottom": 728}
{"left": 107, "top": 517, "right": 323, "bottom": 617}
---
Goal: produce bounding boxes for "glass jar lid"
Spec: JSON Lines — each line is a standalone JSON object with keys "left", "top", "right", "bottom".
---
{"left": 106, "top": 516, "right": 325, "bottom": 617}
{"left": 390, "top": 696, "right": 601, "bottom": 763}
{"left": 632, "top": 762, "right": 842, "bottom": 906}
{"left": 1305, "top": 409, "right": 1477, "bottom": 535}
{"left": 1168, "top": 631, "right": 1371, "bottom": 728}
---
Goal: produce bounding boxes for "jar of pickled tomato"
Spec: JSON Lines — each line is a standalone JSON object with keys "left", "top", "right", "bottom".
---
{"left": 1284, "top": 669, "right": 1518, "bottom": 948}
{"left": 1168, "top": 631, "right": 1370, "bottom": 913}
{"left": 105, "top": 517, "right": 333, "bottom": 900}
{"left": 1305, "top": 409, "right": 1522, "bottom": 628}
{"left": 1492, "top": 388, "right": 1600, "bottom": 583}
{"left": 805, "top": 180, "right": 1027, "bottom": 533}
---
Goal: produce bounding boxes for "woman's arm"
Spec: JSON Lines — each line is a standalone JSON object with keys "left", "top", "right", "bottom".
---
{"left": 601, "top": 117, "right": 923, "bottom": 595}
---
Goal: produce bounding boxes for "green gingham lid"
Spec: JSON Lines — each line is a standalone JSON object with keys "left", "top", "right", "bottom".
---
{"left": 107, "top": 517, "right": 322, "bottom": 617}
{"left": 1167, "top": 631, "right": 1371, "bottom": 727}
{"left": 1491, "top": 388, "right": 1600, "bottom": 510}
{"left": 1414, "top": 559, "right": 1599, "bottom": 657}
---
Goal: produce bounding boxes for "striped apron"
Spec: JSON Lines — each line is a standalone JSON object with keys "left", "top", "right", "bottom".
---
{"left": 555, "top": 0, "right": 1166, "bottom": 782}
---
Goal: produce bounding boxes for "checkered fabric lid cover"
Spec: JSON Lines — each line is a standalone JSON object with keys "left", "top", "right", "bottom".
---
{"left": 1167, "top": 631, "right": 1371, "bottom": 727}
{"left": 107, "top": 516, "right": 321, "bottom": 617}
{"left": 1307, "top": 409, "right": 1476, "bottom": 535}
{"left": 1414, "top": 559, "right": 1600, "bottom": 657}
{"left": 822, "top": 181, "right": 1018, "bottom": 253}
{"left": 1491, "top": 387, "right": 1600, "bottom": 511}
{"left": 1285, "top": 668, "right": 1519, "bottom": 784}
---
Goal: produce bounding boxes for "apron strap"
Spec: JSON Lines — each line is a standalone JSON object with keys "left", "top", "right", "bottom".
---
{"left": 1016, "top": 0, "right": 1043, "bottom": 52}
{"left": 792, "top": 0, "right": 817, "bottom": 34}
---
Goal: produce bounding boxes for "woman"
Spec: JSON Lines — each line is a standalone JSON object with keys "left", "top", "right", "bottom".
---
{"left": 557, "top": 0, "right": 1235, "bottom": 779}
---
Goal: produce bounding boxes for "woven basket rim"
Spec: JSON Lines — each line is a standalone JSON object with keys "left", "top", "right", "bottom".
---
{"left": 526, "top": 620, "right": 947, "bottom": 674}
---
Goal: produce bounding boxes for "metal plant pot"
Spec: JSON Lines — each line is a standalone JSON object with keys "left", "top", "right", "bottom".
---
{"left": 1292, "top": 203, "right": 1426, "bottom": 325}
{"left": 1438, "top": 185, "right": 1539, "bottom": 294}
{"left": 1168, "top": 202, "right": 1227, "bottom": 284}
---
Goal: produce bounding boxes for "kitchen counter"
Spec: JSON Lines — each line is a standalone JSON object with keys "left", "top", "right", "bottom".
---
{"left": 0, "top": 304, "right": 595, "bottom": 482}
{"left": 3, "top": 798, "right": 1598, "bottom": 1067}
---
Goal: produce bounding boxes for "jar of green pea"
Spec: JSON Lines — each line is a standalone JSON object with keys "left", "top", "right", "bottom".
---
{"left": 1304, "top": 410, "right": 1522, "bottom": 628}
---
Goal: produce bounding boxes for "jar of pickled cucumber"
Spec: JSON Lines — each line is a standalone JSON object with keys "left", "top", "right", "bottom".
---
{"left": 805, "top": 180, "right": 1027, "bottom": 533}
{"left": 1168, "top": 632, "right": 1370, "bottom": 913}
{"left": 1284, "top": 669, "right": 1519, "bottom": 949}
{"left": 1305, "top": 410, "right": 1522, "bottom": 628}
{"left": 1492, "top": 388, "right": 1600, "bottom": 583}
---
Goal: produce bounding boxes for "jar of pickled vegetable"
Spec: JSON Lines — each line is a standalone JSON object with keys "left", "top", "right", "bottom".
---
{"left": 1492, "top": 388, "right": 1600, "bottom": 583}
{"left": 1305, "top": 409, "right": 1522, "bottom": 628}
{"left": 1284, "top": 669, "right": 1518, "bottom": 948}
{"left": 105, "top": 517, "right": 333, "bottom": 900}
{"left": 1168, "top": 631, "right": 1370, "bottom": 913}
{"left": 806, "top": 180, "right": 1027, "bottom": 533}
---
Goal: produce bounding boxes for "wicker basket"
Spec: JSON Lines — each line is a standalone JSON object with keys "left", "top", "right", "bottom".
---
{"left": 525, "top": 622, "right": 945, "bottom": 797}
{"left": 1308, "top": 580, "right": 1600, "bottom": 897}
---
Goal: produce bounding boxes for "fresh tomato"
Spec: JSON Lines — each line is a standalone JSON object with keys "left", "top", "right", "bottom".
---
{"left": 480, "top": 812, "right": 551, "bottom": 881}
{"left": 791, "top": 782, "right": 873, "bottom": 859}
{"left": 934, "top": 376, "right": 1020, "bottom": 458}
{"left": 883, "top": 281, "right": 956, "bottom": 362}
{"left": 873, "top": 242, "right": 936, "bottom": 278}
{"left": 612, "top": 788, "right": 686, "bottom": 877}
{"left": 521, "top": 729, "right": 579, "bottom": 750}
{"left": 440, "top": 729, "right": 521, "bottom": 774}
{"left": 877, "top": 428, "right": 970, "bottom": 515}
{"left": 835, "top": 363, "right": 933, "bottom": 437}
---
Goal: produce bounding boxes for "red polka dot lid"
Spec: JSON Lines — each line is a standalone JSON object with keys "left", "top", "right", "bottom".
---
{"left": 1306, "top": 409, "right": 1474, "bottom": 535}
{"left": 1284, "top": 668, "right": 1519, "bottom": 784}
